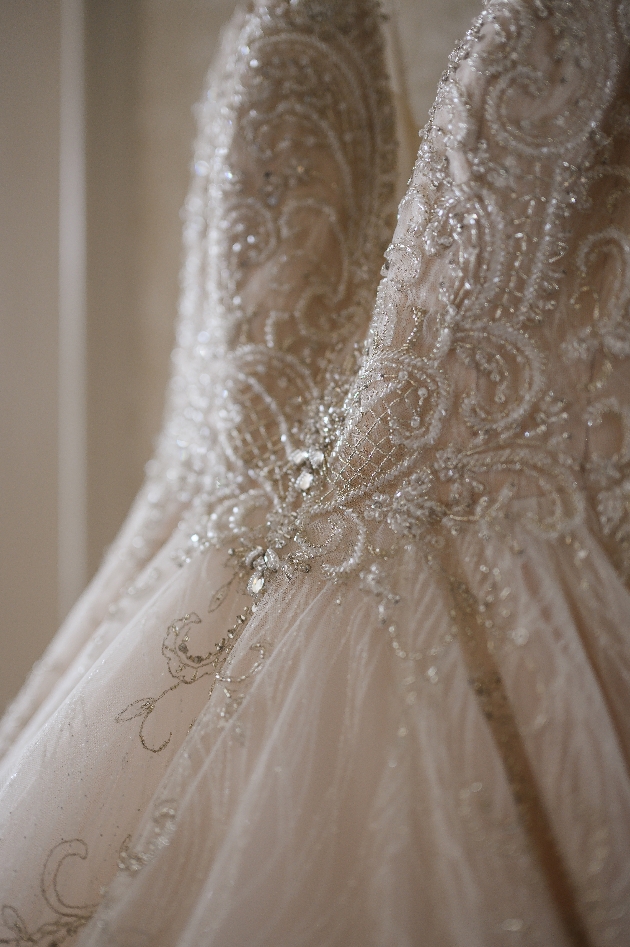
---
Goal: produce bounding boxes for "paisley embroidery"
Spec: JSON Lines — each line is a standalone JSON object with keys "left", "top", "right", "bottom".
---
{"left": 120, "top": 0, "right": 630, "bottom": 750}
{"left": 296, "top": 0, "right": 630, "bottom": 571}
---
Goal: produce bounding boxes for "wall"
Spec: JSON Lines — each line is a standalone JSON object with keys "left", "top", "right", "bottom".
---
{"left": 85, "top": 0, "right": 237, "bottom": 582}
{"left": 0, "top": 2, "right": 62, "bottom": 713}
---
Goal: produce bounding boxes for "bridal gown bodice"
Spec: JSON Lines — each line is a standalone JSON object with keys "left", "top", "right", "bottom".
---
{"left": 2, "top": 1, "right": 630, "bottom": 946}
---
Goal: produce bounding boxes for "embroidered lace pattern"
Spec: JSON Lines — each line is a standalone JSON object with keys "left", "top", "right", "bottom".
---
{"left": 156, "top": 0, "right": 630, "bottom": 596}
{"left": 156, "top": 0, "right": 397, "bottom": 555}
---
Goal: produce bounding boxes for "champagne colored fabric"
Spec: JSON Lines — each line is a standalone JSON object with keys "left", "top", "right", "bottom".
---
{"left": 2, "top": 2, "right": 630, "bottom": 945}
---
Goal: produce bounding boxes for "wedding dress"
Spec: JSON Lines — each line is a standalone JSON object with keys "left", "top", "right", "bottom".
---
{"left": 2, "top": 1, "right": 630, "bottom": 945}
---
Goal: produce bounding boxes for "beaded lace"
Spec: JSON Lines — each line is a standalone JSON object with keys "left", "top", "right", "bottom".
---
{"left": 151, "top": 0, "right": 630, "bottom": 600}
{"left": 155, "top": 0, "right": 398, "bottom": 568}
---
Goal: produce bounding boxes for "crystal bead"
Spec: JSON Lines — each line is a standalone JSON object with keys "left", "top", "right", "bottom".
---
{"left": 264, "top": 548, "right": 280, "bottom": 571}
{"left": 247, "top": 573, "right": 265, "bottom": 595}
{"left": 245, "top": 546, "right": 265, "bottom": 568}
{"left": 296, "top": 470, "right": 314, "bottom": 491}
{"left": 309, "top": 448, "right": 324, "bottom": 468}
{"left": 290, "top": 449, "right": 309, "bottom": 465}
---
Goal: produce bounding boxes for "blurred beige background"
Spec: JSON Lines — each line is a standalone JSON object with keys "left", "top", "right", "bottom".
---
{"left": 0, "top": 0, "right": 480, "bottom": 712}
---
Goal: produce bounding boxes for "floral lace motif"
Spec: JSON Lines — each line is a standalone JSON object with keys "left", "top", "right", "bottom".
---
{"left": 147, "top": 0, "right": 630, "bottom": 597}
{"left": 121, "top": 0, "right": 630, "bottom": 753}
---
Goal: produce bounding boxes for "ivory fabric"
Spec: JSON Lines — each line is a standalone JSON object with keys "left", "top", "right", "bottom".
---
{"left": 1, "top": 2, "right": 630, "bottom": 945}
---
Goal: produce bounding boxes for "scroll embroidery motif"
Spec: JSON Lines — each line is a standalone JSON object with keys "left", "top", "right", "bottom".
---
{"left": 1, "top": 841, "right": 96, "bottom": 946}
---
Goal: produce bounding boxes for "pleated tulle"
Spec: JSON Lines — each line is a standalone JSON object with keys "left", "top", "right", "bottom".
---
{"left": 1, "top": 520, "right": 629, "bottom": 945}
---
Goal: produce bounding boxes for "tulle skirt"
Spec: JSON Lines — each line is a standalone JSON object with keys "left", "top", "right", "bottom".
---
{"left": 1, "top": 508, "right": 630, "bottom": 946}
